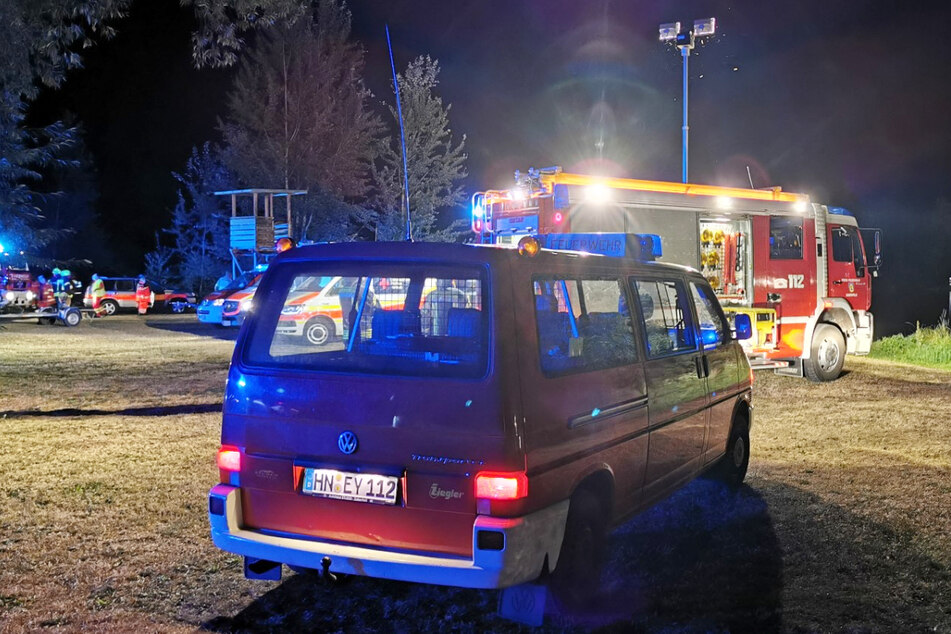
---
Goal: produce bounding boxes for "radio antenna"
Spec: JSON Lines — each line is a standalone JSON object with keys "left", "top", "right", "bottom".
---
{"left": 746, "top": 165, "right": 755, "bottom": 189}
{"left": 386, "top": 25, "right": 412, "bottom": 242}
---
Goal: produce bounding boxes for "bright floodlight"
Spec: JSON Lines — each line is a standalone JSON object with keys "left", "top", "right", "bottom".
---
{"left": 659, "top": 22, "right": 681, "bottom": 42}
{"left": 794, "top": 200, "right": 808, "bottom": 213}
{"left": 585, "top": 184, "right": 612, "bottom": 204}
{"left": 693, "top": 18, "right": 716, "bottom": 37}
{"left": 715, "top": 196, "right": 734, "bottom": 210}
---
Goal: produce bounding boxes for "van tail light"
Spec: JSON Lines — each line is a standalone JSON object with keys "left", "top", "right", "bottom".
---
{"left": 475, "top": 471, "right": 528, "bottom": 500}
{"left": 217, "top": 446, "right": 242, "bottom": 472}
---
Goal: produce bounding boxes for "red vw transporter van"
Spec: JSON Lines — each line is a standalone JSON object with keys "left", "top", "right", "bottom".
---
{"left": 208, "top": 237, "right": 753, "bottom": 602}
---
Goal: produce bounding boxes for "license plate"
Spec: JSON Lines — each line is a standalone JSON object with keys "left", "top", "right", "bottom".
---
{"left": 301, "top": 468, "right": 399, "bottom": 505}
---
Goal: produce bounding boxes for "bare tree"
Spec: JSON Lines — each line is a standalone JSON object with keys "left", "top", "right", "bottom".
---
{"left": 219, "top": 0, "right": 381, "bottom": 242}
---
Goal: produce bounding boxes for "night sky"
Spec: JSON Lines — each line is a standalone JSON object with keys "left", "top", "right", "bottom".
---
{"left": 29, "top": 1, "right": 951, "bottom": 336}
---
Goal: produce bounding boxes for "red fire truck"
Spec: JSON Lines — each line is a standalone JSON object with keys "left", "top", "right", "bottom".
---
{"left": 472, "top": 167, "right": 882, "bottom": 381}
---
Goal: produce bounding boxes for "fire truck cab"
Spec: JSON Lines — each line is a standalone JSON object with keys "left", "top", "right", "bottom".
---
{"left": 473, "top": 167, "right": 882, "bottom": 381}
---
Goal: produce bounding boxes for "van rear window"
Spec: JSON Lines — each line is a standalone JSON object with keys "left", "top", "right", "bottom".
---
{"left": 243, "top": 263, "right": 487, "bottom": 379}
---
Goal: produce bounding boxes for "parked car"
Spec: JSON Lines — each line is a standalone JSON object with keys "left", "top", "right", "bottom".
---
{"left": 221, "top": 277, "right": 263, "bottom": 328}
{"left": 83, "top": 277, "right": 195, "bottom": 315}
{"left": 197, "top": 273, "right": 261, "bottom": 325}
{"left": 208, "top": 238, "right": 754, "bottom": 605}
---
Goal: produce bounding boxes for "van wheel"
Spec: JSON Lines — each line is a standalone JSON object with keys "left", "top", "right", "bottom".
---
{"left": 100, "top": 300, "right": 119, "bottom": 316}
{"left": 303, "top": 316, "right": 334, "bottom": 346}
{"left": 549, "top": 493, "right": 606, "bottom": 609}
{"left": 804, "top": 323, "right": 845, "bottom": 382}
{"left": 714, "top": 412, "right": 750, "bottom": 487}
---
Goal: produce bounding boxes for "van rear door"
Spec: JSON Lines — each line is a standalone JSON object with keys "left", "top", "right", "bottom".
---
{"left": 227, "top": 260, "right": 519, "bottom": 558}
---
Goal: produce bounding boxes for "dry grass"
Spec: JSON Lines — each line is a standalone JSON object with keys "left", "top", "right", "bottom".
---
{"left": 0, "top": 316, "right": 949, "bottom": 632}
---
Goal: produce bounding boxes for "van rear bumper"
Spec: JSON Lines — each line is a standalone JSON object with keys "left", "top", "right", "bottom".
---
{"left": 208, "top": 484, "right": 569, "bottom": 589}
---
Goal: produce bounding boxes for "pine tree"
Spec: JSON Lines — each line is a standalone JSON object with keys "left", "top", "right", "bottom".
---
{"left": 219, "top": 0, "right": 381, "bottom": 242}
{"left": 152, "top": 143, "right": 233, "bottom": 296}
{"left": 368, "top": 56, "right": 468, "bottom": 242}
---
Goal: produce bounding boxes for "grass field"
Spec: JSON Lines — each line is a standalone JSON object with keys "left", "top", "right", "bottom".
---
{"left": 1, "top": 315, "right": 949, "bottom": 632}
{"left": 870, "top": 325, "right": 951, "bottom": 371}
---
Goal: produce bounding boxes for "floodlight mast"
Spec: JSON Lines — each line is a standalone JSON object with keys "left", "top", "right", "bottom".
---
{"left": 659, "top": 18, "right": 716, "bottom": 183}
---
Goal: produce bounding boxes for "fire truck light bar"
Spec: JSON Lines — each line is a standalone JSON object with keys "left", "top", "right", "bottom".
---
{"left": 544, "top": 173, "right": 808, "bottom": 204}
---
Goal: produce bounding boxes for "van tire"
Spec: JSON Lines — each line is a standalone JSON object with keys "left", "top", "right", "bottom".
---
{"left": 713, "top": 412, "right": 750, "bottom": 487}
{"left": 804, "top": 323, "right": 845, "bottom": 382}
{"left": 100, "top": 299, "right": 119, "bottom": 316}
{"left": 303, "top": 316, "right": 334, "bottom": 346}
{"left": 549, "top": 493, "right": 606, "bottom": 608}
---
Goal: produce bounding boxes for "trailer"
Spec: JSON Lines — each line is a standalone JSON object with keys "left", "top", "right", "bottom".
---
{"left": 472, "top": 167, "right": 883, "bottom": 381}
{"left": 0, "top": 306, "right": 86, "bottom": 327}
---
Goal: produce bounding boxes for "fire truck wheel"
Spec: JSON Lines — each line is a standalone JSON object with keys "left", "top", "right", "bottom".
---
{"left": 38, "top": 317, "right": 56, "bottom": 326}
{"left": 805, "top": 323, "right": 845, "bottom": 382}
{"left": 100, "top": 300, "right": 119, "bottom": 316}
{"left": 549, "top": 492, "right": 606, "bottom": 609}
{"left": 303, "top": 316, "right": 334, "bottom": 346}
{"left": 712, "top": 411, "right": 750, "bottom": 487}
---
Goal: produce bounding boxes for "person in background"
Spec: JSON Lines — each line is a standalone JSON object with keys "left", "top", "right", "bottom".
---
{"left": 52, "top": 268, "right": 69, "bottom": 309}
{"left": 68, "top": 273, "right": 84, "bottom": 307}
{"left": 135, "top": 275, "right": 152, "bottom": 315}
{"left": 89, "top": 274, "right": 107, "bottom": 317}
{"left": 214, "top": 272, "right": 232, "bottom": 292}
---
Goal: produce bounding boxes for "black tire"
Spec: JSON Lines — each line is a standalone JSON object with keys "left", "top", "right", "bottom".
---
{"left": 804, "top": 323, "right": 845, "bottom": 382}
{"left": 38, "top": 317, "right": 56, "bottom": 326}
{"left": 549, "top": 493, "right": 607, "bottom": 609}
{"left": 713, "top": 411, "right": 750, "bottom": 487}
{"left": 303, "top": 316, "right": 335, "bottom": 346}
{"left": 100, "top": 299, "right": 119, "bottom": 316}
{"left": 170, "top": 300, "right": 186, "bottom": 314}
{"left": 62, "top": 308, "right": 82, "bottom": 327}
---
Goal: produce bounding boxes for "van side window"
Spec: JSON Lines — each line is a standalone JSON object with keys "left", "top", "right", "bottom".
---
{"left": 533, "top": 277, "right": 638, "bottom": 376}
{"left": 769, "top": 216, "right": 803, "bottom": 260}
{"left": 690, "top": 282, "right": 728, "bottom": 348}
{"left": 633, "top": 278, "right": 697, "bottom": 357}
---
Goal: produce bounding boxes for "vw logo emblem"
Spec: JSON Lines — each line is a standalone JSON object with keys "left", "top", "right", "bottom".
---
{"left": 337, "top": 431, "right": 358, "bottom": 455}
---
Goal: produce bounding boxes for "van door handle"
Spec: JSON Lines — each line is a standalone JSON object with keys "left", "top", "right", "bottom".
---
{"left": 695, "top": 355, "right": 709, "bottom": 379}
{"left": 832, "top": 280, "right": 843, "bottom": 285}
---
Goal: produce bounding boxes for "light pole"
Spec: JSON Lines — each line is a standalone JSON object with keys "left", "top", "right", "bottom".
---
{"left": 659, "top": 18, "right": 716, "bottom": 183}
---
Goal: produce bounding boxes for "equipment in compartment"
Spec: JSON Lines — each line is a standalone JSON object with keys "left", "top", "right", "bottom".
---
{"left": 699, "top": 219, "right": 748, "bottom": 299}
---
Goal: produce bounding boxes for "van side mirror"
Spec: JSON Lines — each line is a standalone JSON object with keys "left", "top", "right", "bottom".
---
{"left": 732, "top": 313, "right": 753, "bottom": 341}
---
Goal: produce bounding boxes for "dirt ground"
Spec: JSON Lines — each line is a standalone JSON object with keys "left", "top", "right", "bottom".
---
{"left": 0, "top": 314, "right": 949, "bottom": 632}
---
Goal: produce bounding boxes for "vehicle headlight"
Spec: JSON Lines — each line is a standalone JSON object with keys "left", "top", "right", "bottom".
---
{"left": 240, "top": 299, "right": 253, "bottom": 312}
{"left": 281, "top": 304, "right": 303, "bottom": 315}
{"left": 4, "top": 291, "right": 13, "bottom": 301}
{"left": 213, "top": 299, "right": 224, "bottom": 306}
{"left": 25, "top": 290, "right": 34, "bottom": 301}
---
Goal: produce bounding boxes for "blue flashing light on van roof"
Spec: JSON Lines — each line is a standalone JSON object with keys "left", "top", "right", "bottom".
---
{"left": 539, "top": 233, "right": 662, "bottom": 260}
{"left": 828, "top": 207, "right": 854, "bottom": 216}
